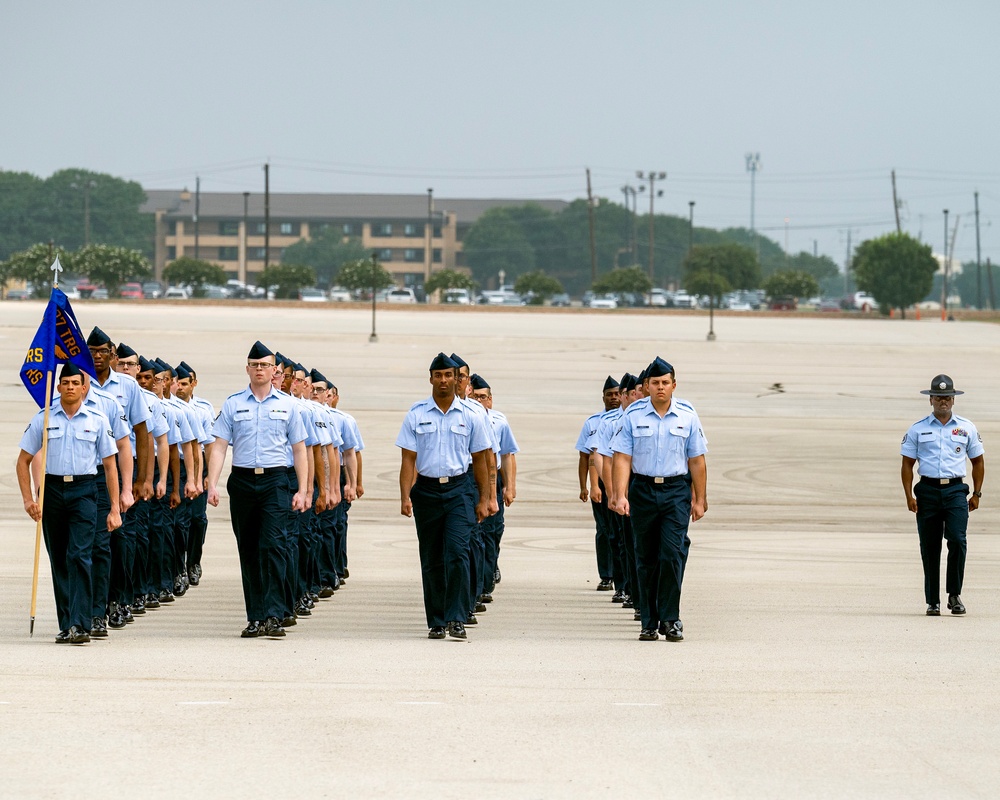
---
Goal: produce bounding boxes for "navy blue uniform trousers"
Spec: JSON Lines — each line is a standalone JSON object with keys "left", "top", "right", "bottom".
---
{"left": 410, "top": 474, "right": 476, "bottom": 628}
{"left": 629, "top": 476, "right": 692, "bottom": 629}
{"left": 914, "top": 480, "right": 969, "bottom": 604}
{"left": 43, "top": 475, "right": 98, "bottom": 632}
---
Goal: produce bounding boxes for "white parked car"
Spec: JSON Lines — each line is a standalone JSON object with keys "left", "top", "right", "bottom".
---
{"left": 386, "top": 287, "right": 417, "bottom": 304}
{"left": 328, "top": 286, "right": 352, "bottom": 302}
{"left": 590, "top": 293, "right": 618, "bottom": 309}
{"left": 164, "top": 285, "right": 190, "bottom": 299}
{"left": 442, "top": 288, "right": 472, "bottom": 305}
{"left": 648, "top": 288, "right": 669, "bottom": 307}
{"left": 853, "top": 292, "right": 876, "bottom": 312}
{"left": 672, "top": 291, "right": 698, "bottom": 309}
{"left": 299, "top": 287, "right": 327, "bottom": 302}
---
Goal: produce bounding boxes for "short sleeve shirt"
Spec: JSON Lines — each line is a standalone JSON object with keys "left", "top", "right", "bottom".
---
{"left": 901, "top": 413, "right": 984, "bottom": 478}
{"left": 20, "top": 403, "right": 117, "bottom": 475}
{"left": 611, "top": 400, "right": 708, "bottom": 477}
{"left": 396, "top": 396, "right": 492, "bottom": 478}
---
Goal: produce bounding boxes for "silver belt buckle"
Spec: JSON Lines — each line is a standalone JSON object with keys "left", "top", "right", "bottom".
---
{"left": 63, "top": 475, "right": 74, "bottom": 483}
{"left": 438, "top": 476, "right": 449, "bottom": 484}
{"left": 939, "top": 478, "right": 949, "bottom": 485}
{"left": 254, "top": 467, "right": 264, "bottom": 475}
{"left": 654, "top": 477, "right": 665, "bottom": 484}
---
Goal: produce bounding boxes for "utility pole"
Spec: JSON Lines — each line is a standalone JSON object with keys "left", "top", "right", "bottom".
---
{"left": 264, "top": 163, "right": 270, "bottom": 271}
{"left": 987, "top": 257, "right": 996, "bottom": 311}
{"left": 745, "top": 153, "right": 761, "bottom": 262}
{"left": 891, "top": 170, "right": 902, "bottom": 234}
{"left": 637, "top": 170, "right": 666, "bottom": 283}
{"left": 620, "top": 185, "right": 633, "bottom": 265}
{"left": 844, "top": 229, "right": 852, "bottom": 297}
{"left": 241, "top": 191, "right": 249, "bottom": 285}
{"left": 974, "top": 191, "right": 982, "bottom": 309}
{"left": 941, "top": 209, "right": 949, "bottom": 320}
{"left": 586, "top": 169, "right": 597, "bottom": 284}
{"left": 194, "top": 176, "right": 201, "bottom": 260}
{"left": 426, "top": 188, "right": 433, "bottom": 284}
{"left": 369, "top": 251, "right": 379, "bottom": 343}
{"left": 83, "top": 182, "right": 92, "bottom": 247}
{"left": 947, "top": 213, "right": 960, "bottom": 319}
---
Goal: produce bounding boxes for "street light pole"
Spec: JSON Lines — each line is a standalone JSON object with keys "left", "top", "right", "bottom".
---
{"left": 942, "top": 209, "right": 949, "bottom": 321}
{"left": 426, "top": 188, "right": 433, "bottom": 285}
{"left": 370, "top": 251, "right": 379, "bottom": 343}
{"left": 241, "top": 191, "right": 249, "bottom": 286}
{"left": 745, "top": 152, "right": 761, "bottom": 262}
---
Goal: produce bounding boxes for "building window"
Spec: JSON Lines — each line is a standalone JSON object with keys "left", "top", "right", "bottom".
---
{"left": 432, "top": 248, "right": 442, "bottom": 264}
{"left": 219, "top": 247, "right": 238, "bottom": 261}
{"left": 433, "top": 224, "right": 442, "bottom": 238}
{"left": 373, "top": 223, "right": 393, "bottom": 237}
{"left": 404, "top": 223, "right": 424, "bottom": 237}
{"left": 252, "top": 247, "right": 267, "bottom": 259}
{"left": 255, "top": 222, "right": 267, "bottom": 234}
{"left": 342, "top": 223, "right": 354, "bottom": 235}
{"left": 402, "top": 273, "right": 424, "bottom": 288}
{"left": 167, "top": 220, "right": 177, "bottom": 235}
{"left": 279, "top": 222, "right": 299, "bottom": 236}
{"left": 404, "top": 248, "right": 423, "bottom": 262}
{"left": 378, "top": 249, "right": 393, "bottom": 261}
{"left": 219, "top": 220, "right": 239, "bottom": 236}
{"left": 167, "top": 246, "right": 176, "bottom": 260}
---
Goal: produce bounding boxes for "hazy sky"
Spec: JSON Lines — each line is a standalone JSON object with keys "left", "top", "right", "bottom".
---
{"left": 2, "top": 1, "right": 998, "bottom": 265}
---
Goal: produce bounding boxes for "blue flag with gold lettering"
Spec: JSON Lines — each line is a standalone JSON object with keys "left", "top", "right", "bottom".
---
{"left": 19, "top": 287, "right": 96, "bottom": 407}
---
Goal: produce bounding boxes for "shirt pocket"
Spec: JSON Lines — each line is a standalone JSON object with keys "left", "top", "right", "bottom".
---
{"left": 75, "top": 429, "right": 99, "bottom": 443}
{"left": 668, "top": 423, "right": 689, "bottom": 455}
{"left": 415, "top": 421, "right": 438, "bottom": 436}
{"left": 951, "top": 433, "right": 968, "bottom": 453}
{"left": 633, "top": 425, "right": 655, "bottom": 454}
{"left": 268, "top": 408, "right": 290, "bottom": 430}
{"left": 46, "top": 426, "right": 66, "bottom": 440}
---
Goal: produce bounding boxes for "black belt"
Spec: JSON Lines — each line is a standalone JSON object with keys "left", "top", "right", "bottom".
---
{"left": 416, "top": 472, "right": 469, "bottom": 486}
{"left": 919, "top": 476, "right": 964, "bottom": 487}
{"left": 632, "top": 473, "right": 688, "bottom": 486}
{"left": 46, "top": 474, "right": 96, "bottom": 484}
{"left": 231, "top": 466, "right": 287, "bottom": 476}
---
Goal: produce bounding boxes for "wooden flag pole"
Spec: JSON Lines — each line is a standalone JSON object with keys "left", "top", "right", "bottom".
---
{"left": 29, "top": 369, "right": 54, "bottom": 637}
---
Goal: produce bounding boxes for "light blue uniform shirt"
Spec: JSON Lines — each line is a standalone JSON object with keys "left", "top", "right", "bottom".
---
{"left": 164, "top": 396, "right": 197, "bottom": 451}
{"left": 325, "top": 407, "right": 358, "bottom": 460}
{"left": 595, "top": 407, "right": 623, "bottom": 459}
{"left": 141, "top": 389, "right": 172, "bottom": 455}
{"left": 160, "top": 397, "right": 186, "bottom": 448}
{"left": 213, "top": 386, "right": 308, "bottom": 469}
{"left": 98, "top": 371, "right": 152, "bottom": 430}
{"left": 901, "top": 413, "right": 984, "bottom": 478}
{"left": 396, "top": 395, "right": 493, "bottom": 478}
{"left": 488, "top": 408, "right": 519, "bottom": 468}
{"left": 575, "top": 411, "right": 604, "bottom": 454}
{"left": 180, "top": 396, "right": 216, "bottom": 446}
{"left": 191, "top": 395, "right": 216, "bottom": 422}
{"left": 81, "top": 386, "right": 130, "bottom": 443}
{"left": 611, "top": 399, "right": 708, "bottom": 477}
{"left": 20, "top": 403, "right": 117, "bottom": 475}
{"left": 310, "top": 400, "right": 341, "bottom": 448}
{"left": 340, "top": 411, "right": 364, "bottom": 452}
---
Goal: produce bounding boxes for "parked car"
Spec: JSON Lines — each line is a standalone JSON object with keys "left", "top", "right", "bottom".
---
{"left": 671, "top": 291, "right": 698, "bottom": 309}
{"left": 550, "top": 292, "right": 571, "bottom": 307}
{"left": 4, "top": 288, "right": 33, "bottom": 300}
{"left": 768, "top": 296, "right": 797, "bottom": 311}
{"left": 143, "top": 281, "right": 164, "bottom": 299}
{"left": 203, "top": 285, "right": 229, "bottom": 300}
{"left": 120, "top": 282, "right": 143, "bottom": 300}
{"left": 328, "top": 286, "right": 352, "bottom": 302}
{"left": 299, "top": 287, "right": 327, "bottom": 302}
{"left": 648, "top": 288, "right": 669, "bottom": 307}
{"left": 386, "top": 287, "right": 417, "bottom": 304}
{"left": 853, "top": 292, "right": 876, "bottom": 312}
{"left": 76, "top": 280, "right": 97, "bottom": 299}
{"left": 91, "top": 288, "right": 109, "bottom": 300}
{"left": 164, "top": 285, "right": 190, "bottom": 299}
{"left": 590, "top": 293, "right": 618, "bottom": 309}
{"left": 442, "top": 288, "right": 473, "bottom": 305}
{"left": 819, "top": 298, "right": 842, "bottom": 312}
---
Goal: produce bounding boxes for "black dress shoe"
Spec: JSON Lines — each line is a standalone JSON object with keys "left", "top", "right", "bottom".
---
{"left": 612, "top": 591, "right": 625, "bottom": 603}
{"left": 341, "top": 568, "right": 349, "bottom": 579}
{"left": 191, "top": 563, "right": 202, "bottom": 581}
{"left": 474, "top": 601, "right": 487, "bottom": 613}
{"left": 494, "top": 568, "right": 501, "bottom": 585}
{"left": 55, "top": 630, "right": 71, "bottom": 644}
{"left": 597, "top": 579, "right": 613, "bottom": 591}
{"left": 480, "top": 592, "right": 493, "bottom": 604}
{"left": 263, "top": 617, "right": 286, "bottom": 638}
{"left": 639, "top": 628, "right": 659, "bottom": 641}
{"left": 428, "top": 627, "right": 446, "bottom": 639}
{"left": 447, "top": 621, "right": 467, "bottom": 640}
{"left": 660, "top": 620, "right": 684, "bottom": 642}
{"left": 91, "top": 617, "right": 109, "bottom": 638}
{"left": 123, "top": 606, "right": 134, "bottom": 624}
{"left": 294, "top": 603, "right": 312, "bottom": 617}
{"left": 173, "top": 576, "right": 187, "bottom": 597}
{"left": 634, "top": 611, "right": 642, "bottom": 621}
{"left": 145, "top": 593, "right": 160, "bottom": 609}
{"left": 131, "top": 597, "right": 146, "bottom": 615}
{"left": 69, "top": 626, "right": 91, "bottom": 644}
{"left": 241, "top": 621, "right": 262, "bottom": 638}
{"left": 926, "top": 604, "right": 941, "bottom": 616}
{"left": 158, "top": 590, "right": 175, "bottom": 603}
{"left": 318, "top": 585, "right": 334, "bottom": 598}
{"left": 622, "top": 596, "right": 634, "bottom": 609}
{"left": 282, "top": 615, "right": 298, "bottom": 627}
{"left": 465, "top": 613, "right": 478, "bottom": 625}
{"left": 948, "top": 595, "right": 966, "bottom": 615}
{"left": 108, "top": 608, "right": 126, "bottom": 629}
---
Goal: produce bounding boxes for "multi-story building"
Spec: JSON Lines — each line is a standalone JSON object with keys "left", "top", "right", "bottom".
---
{"left": 142, "top": 190, "right": 566, "bottom": 288}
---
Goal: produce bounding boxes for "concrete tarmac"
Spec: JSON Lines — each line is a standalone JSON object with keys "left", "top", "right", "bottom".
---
{"left": 1, "top": 302, "right": 998, "bottom": 799}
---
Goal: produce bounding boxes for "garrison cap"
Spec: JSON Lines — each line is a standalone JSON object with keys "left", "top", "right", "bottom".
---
{"left": 175, "top": 365, "right": 192, "bottom": 381}
{"left": 248, "top": 340, "right": 273, "bottom": 360}
{"left": 620, "top": 373, "right": 635, "bottom": 393}
{"left": 59, "top": 362, "right": 84, "bottom": 380}
{"left": 636, "top": 368, "right": 648, "bottom": 384}
{"left": 309, "top": 369, "right": 327, "bottom": 385}
{"left": 449, "top": 353, "right": 469, "bottom": 370}
{"left": 603, "top": 375, "right": 620, "bottom": 392}
{"left": 921, "top": 374, "right": 964, "bottom": 397}
{"left": 138, "top": 356, "right": 157, "bottom": 374}
{"left": 646, "top": 357, "right": 674, "bottom": 378}
{"left": 293, "top": 362, "right": 308, "bottom": 376}
{"left": 87, "top": 326, "right": 112, "bottom": 347}
{"left": 430, "top": 352, "right": 458, "bottom": 372}
{"left": 155, "top": 358, "right": 174, "bottom": 375}
{"left": 470, "top": 374, "right": 490, "bottom": 391}
{"left": 179, "top": 360, "right": 195, "bottom": 377}
{"left": 116, "top": 342, "right": 137, "bottom": 359}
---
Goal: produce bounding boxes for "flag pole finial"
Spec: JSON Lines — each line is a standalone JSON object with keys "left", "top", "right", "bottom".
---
{"left": 50, "top": 256, "right": 63, "bottom": 289}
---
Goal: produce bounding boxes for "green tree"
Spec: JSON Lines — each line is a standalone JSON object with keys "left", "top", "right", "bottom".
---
{"left": 163, "top": 256, "right": 228, "bottom": 297}
{"left": 762, "top": 269, "right": 820, "bottom": 300}
{"left": 682, "top": 243, "right": 760, "bottom": 292}
{"left": 592, "top": 265, "right": 652, "bottom": 295}
{"left": 425, "top": 269, "right": 477, "bottom": 294}
{"left": 514, "top": 270, "right": 563, "bottom": 304}
{"left": 75, "top": 244, "right": 151, "bottom": 297}
{"left": 258, "top": 263, "right": 316, "bottom": 299}
{"left": 281, "top": 229, "right": 368, "bottom": 288}
{"left": 852, "top": 232, "right": 937, "bottom": 318}
{"left": 684, "top": 270, "right": 732, "bottom": 303}
{"left": 334, "top": 257, "right": 394, "bottom": 293}
{"left": 1, "top": 243, "right": 74, "bottom": 292}
{"left": 462, "top": 208, "right": 536, "bottom": 286}
{"left": 786, "top": 251, "right": 839, "bottom": 282}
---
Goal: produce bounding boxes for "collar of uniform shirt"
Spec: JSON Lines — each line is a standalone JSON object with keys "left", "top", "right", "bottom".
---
{"left": 428, "top": 395, "right": 465, "bottom": 414}
{"left": 241, "top": 385, "right": 281, "bottom": 403}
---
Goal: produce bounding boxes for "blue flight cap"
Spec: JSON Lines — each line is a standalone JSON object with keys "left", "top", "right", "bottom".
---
{"left": 449, "top": 353, "right": 469, "bottom": 370}
{"left": 646, "top": 357, "right": 674, "bottom": 378}
{"left": 248, "top": 340, "right": 273, "bottom": 360}
{"left": 179, "top": 360, "right": 195, "bottom": 377}
{"left": 430, "top": 352, "right": 458, "bottom": 372}
{"left": 175, "top": 365, "right": 192, "bottom": 381}
{"left": 59, "top": 362, "right": 84, "bottom": 380}
{"left": 138, "top": 356, "right": 157, "bottom": 373}
{"left": 470, "top": 374, "right": 490, "bottom": 391}
{"left": 603, "top": 375, "right": 619, "bottom": 392}
{"left": 87, "top": 326, "right": 112, "bottom": 347}
{"left": 116, "top": 342, "right": 136, "bottom": 359}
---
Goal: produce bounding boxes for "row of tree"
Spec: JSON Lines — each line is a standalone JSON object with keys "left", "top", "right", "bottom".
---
{"left": 0, "top": 242, "right": 150, "bottom": 296}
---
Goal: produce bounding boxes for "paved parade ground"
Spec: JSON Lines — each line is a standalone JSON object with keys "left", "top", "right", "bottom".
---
{"left": 1, "top": 302, "right": 998, "bottom": 799}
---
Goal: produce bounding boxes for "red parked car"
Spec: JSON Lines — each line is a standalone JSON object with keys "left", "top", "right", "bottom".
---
{"left": 119, "top": 282, "right": 143, "bottom": 300}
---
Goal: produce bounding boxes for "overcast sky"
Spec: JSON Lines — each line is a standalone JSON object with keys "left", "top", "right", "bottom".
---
{"left": 2, "top": 1, "right": 998, "bottom": 266}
